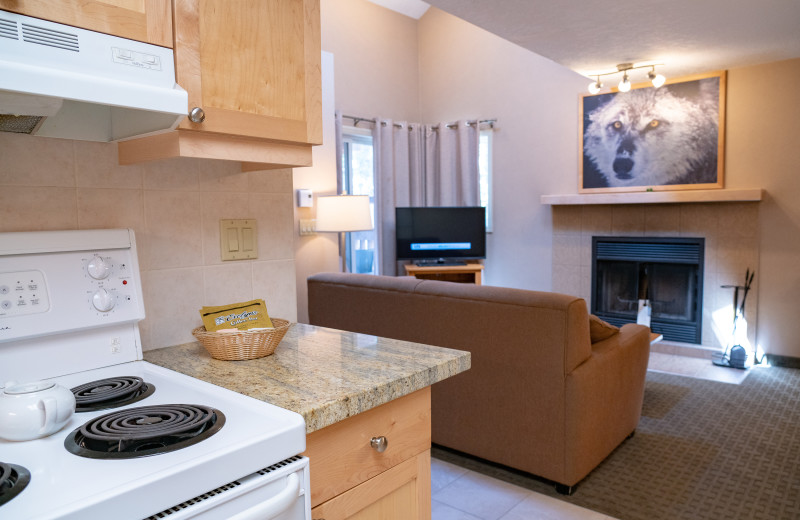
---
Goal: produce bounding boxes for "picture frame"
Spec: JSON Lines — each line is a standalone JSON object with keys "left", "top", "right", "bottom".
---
{"left": 579, "top": 70, "right": 726, "bottom": 193}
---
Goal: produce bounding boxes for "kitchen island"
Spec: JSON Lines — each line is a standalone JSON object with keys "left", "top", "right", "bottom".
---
{"left": 144, "top": 322, "right": 471, "bottom": 520}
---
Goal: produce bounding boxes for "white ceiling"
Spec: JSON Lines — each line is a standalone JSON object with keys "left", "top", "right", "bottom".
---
{"left": 384, "top": 0, "right": 800, "bottom": 83}
{"left": 366, "top": 0, "right": 430, "bottom": 20}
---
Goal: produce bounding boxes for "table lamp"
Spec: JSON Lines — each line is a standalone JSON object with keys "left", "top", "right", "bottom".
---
{"left": 315, "top": 195, "right": 373, "bottom": 272}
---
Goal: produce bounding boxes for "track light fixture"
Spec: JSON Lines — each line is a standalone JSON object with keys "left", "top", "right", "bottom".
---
{"left": 618, "top": 71, "right": 632, "bottom": 92}
{"left": 588, "top": 76, "right": 603, "bottom": 95}
{"left": 586, "top": 62, "right": 666, "bottom": 94}
{"left": 648, "top": 66, "right": 666, "bottom": 88}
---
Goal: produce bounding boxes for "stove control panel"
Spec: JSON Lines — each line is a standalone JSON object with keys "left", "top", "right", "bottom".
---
{"left": 0, "top": 229, "right": 145, "bottom": 343}
{"left": 81, "top": 253, "right": 138, "bottom": 315}
{"left": 0, "top": 270, "right": 50, "bottom": 316}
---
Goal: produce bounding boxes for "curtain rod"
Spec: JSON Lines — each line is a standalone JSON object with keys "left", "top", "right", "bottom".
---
{"left": 342, "top": 114, "right": 496, "bottom": 130}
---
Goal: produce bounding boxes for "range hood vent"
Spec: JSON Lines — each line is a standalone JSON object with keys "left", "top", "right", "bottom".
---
{"left": 0, "top": 17, "right": 15, "bottom": 39}
{"left": 21, "top": 21, "right": 80, "bottom": 51}
{"left": 0, "top": 10, "right": 187, "bottom": 142}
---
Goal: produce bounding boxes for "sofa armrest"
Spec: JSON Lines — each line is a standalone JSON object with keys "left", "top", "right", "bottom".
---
{"left": 561, "top": 323, "right": 650, "bottom": 485}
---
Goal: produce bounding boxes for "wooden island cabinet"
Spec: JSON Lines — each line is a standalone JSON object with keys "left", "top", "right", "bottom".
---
{"left": 305, "top": 388, "right": 432, "bottom": 520}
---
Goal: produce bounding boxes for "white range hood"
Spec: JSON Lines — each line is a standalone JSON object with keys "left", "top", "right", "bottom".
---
{"left": 0, "top": 10, "right": 187, "bottom": 142}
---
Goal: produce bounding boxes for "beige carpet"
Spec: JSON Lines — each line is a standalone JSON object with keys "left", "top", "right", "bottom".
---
{"left": 433, "top": 366, "right": 800, "bottom": 520}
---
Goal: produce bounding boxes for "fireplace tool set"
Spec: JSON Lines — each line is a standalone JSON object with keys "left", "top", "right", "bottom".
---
{"left": 713, "top": 268, "right": 758, "bottom": 369}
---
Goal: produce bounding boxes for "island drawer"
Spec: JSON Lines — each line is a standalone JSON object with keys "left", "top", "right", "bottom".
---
{"left": 304, "top": 386, "right": 431, "bottom": 507}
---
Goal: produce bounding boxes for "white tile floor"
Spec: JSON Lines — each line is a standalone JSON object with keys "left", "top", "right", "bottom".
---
{"left": 431, "top": 458, "right": 615, "bottom": 520}
{"left": 430, "top": 351, "right": 753, "bottom": 519}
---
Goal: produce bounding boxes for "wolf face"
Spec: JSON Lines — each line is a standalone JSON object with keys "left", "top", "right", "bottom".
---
{"left": 583, "top": 85, "right": 718, "bottom": 188}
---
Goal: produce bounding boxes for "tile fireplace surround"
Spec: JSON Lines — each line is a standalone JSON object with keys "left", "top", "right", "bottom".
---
{"left": 551, "top": 202, "right": 759, "bottom": 352}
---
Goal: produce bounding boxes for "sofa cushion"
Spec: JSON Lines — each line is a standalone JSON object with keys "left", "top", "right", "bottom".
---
{"left": 589, "top": 315, "right": 619, "bottom": 343}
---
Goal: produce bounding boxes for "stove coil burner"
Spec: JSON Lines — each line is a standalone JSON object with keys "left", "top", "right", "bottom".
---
{"left": 0, "top": 462, "right": 31, "bottom": 506}
{"left": 71, "top": 376, "right": 156, "bottom": 412}
{"left": 64, "top": 404, "right": 225, "bottom": 459}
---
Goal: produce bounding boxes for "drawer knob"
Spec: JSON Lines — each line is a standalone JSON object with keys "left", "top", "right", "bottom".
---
{"left": 370, "top": 436, "right": 388, "bottom": 453}
{"left": 189, "top": 107, "right": 206, "bottom": 123}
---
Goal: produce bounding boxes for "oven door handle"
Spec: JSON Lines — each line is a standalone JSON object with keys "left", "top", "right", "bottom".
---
{"left": 227, "top": 472, "right": 301, "bottom": 520}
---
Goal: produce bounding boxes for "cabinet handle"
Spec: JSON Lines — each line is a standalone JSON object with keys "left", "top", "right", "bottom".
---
{"left": 370, "top": 436, "right": 388, "bottom": 453}
{"left": 189, "top": 107, "right": 206, "bottom": 123}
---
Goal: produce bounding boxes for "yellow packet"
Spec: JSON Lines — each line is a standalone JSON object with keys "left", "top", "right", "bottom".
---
{"left": 199, "top": 299, "right": 274, "bottom": 332}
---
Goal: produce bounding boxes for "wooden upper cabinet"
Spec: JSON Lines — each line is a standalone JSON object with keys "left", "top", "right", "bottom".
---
{"left": 0, "top": 0, "right": 173, "bottom": 47}
{"left": 117, "top": 0, "right": 322, "bottom": 169}
{"left": 174, "top": 0, "right": 322, "bottom": 145}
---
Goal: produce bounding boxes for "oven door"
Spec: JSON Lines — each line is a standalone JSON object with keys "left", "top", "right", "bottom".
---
{"left": 145, "top": 456, "right": 310, "bottom": 520}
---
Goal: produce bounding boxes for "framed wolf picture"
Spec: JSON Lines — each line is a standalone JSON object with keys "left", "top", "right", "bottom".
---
{"left": 580, "top": 71, "right": 726, "bottom": 193}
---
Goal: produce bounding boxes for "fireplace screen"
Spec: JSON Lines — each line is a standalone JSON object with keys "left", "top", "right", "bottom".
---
{"left": 592, "top": 237, "right": 704, "bottom": 344}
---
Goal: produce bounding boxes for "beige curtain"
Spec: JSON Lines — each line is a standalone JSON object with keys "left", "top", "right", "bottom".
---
{"left": 423, "top": 120, "right": 480, "bottom": 207}
{"left": 336, "top": 116, "right": 480, "bottom": 276}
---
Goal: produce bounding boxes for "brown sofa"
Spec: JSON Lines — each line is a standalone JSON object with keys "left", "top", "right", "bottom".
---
{"left": 307, "top": 272, "right": 651, "bottom": 491}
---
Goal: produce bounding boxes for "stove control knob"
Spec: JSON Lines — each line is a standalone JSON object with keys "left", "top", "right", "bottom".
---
{"left": 87, "top": 256, "right": 111, "bottom": 280}
{"left": 92, "top": 288, "right": 115, "bottom": 312}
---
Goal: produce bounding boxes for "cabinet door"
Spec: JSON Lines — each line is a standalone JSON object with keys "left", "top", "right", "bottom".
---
{"left": 0, "top": 0, "right": 172, "bottom": 47}
{"left": 174, "top": 0, "right": 322, "bottom": 145}
{"left": 311, "top": 450, "right": 432, "bottom": 520}
{"left": 304, "top": 387, "right": 431, "bottom": 507}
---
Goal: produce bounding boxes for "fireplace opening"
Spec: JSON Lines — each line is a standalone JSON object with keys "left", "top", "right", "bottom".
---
{"left": 591, "top": 237, "right": 704, "bottom": 344}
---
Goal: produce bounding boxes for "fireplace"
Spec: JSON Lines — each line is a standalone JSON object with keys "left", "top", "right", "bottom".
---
{"left": 591, "top": 237, "right": 704, "bottom": 343}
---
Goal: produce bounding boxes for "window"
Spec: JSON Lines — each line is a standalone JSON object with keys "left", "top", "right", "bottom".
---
{"left": 479, "top": 127, "right": 494, "bottom": 232}
{"left": 340, "top": 122, "right": 494, "bottom": 273}
{"left": 341, "top": 126, "right": 377, "bottom": 274}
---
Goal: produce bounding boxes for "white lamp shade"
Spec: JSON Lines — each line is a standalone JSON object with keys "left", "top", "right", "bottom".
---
{"left": 650, "top": 73, "right": 666, "bottom": 88}
{"left": 316, "top": 195, "right": 373, "bottom": 232}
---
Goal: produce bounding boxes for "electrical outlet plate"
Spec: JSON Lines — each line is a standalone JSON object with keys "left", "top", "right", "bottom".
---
{"left": 220, "top": 219, "right": 258, "bottom": 261}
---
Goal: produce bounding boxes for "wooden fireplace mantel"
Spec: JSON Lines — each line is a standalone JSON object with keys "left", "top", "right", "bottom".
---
{"left": 540, "top": 188, "right": 763, "bottom": 206}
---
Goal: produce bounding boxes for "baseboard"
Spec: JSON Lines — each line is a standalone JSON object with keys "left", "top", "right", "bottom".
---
{"left": 766, "top": 354, "right": 800, "bottom": 369}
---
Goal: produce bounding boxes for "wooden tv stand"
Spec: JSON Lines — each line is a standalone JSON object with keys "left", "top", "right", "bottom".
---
{"left": 404, "top": 263, "right": 484, "bottom": 285}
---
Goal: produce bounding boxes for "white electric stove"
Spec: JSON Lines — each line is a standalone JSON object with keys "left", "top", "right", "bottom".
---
{"left": 0, "top": 229, "right": 310, "bottom": 520}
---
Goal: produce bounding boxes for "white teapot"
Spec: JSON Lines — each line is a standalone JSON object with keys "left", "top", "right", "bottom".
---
{"left": 0, "top": 381, "right": 76, "bottom": 441}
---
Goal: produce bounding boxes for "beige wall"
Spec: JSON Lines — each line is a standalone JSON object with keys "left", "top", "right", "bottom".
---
{"left": 292, "top": 0, "right": 424, "bottom": 320}
{"left": 725, "top": 58, "right": 800, "bottom": 358}
{"left": 321, "top": 0, "right": 421, "bottom": 122}
{"left": 0, "top": 135, "right": 298, "bottom": 350}
{"left": 320, "top": 5, "right": 800, "bottom": 358}
{"left": 418, "top": 8, "right": 589, "bottom": 290}
{"left": 293, "top": 51, "right": 340, "bottom": 324}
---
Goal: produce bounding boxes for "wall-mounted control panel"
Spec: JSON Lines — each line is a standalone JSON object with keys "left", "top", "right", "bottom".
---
{"left": 296, "top": 189, "right": 313, "bottom": 208}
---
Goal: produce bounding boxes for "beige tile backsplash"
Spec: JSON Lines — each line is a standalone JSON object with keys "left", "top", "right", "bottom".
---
{"left": 552, "top": 202, "right": 760, "bottom": 351}
{"left": 0, "top": 133, "right": 298, "bottom": 350}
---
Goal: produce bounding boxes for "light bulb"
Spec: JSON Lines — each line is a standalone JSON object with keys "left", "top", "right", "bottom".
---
{"left": 588, "top": 79, "right": 603, "bottom": 94}
{"left": 618, "top": 73, "right": 631, "bottom": 92}
{"left": 649, "top": 70, "right": 666, "bottom": 88}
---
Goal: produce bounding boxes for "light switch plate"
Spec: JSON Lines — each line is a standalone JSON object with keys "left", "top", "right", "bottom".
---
{"left": 220, "top": 219, "right": 258, "bottom": 261}
{"left": 299, "top": 219, "right": 316, "bottom": 236}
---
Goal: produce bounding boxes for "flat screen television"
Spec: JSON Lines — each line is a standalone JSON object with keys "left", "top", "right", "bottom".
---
{"left": 395, "top": 206, "right": 486, "bottom": 265}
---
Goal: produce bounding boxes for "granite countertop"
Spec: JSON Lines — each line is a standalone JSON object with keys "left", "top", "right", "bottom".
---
{"left": 143, "top": 322, "right": 471, "bottom": 433}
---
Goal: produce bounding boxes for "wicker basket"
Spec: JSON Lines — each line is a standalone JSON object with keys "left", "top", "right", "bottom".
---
{"left": 191, "top": 318, "right": 292, "bottom": 361}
